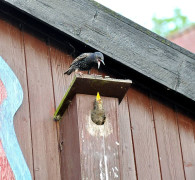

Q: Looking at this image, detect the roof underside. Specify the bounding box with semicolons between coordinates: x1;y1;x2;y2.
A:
1;0;195;103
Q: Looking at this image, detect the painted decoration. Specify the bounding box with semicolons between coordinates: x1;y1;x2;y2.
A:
0;57;31;179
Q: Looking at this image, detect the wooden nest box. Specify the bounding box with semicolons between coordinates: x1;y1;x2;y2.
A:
53;74;131;179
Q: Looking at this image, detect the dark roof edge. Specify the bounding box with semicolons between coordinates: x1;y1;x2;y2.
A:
1;0;195;103
89;0;195;60
3;0;195;60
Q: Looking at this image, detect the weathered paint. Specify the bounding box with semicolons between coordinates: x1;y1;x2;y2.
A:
0;79;15;179
0;57;31;179
0;79;7;104
0;140;15;179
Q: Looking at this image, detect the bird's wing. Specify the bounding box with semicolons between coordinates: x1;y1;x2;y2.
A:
71;53;91;64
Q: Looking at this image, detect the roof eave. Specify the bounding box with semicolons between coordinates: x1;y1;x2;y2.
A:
1;0;195;103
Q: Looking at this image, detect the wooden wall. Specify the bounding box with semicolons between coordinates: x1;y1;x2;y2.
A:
0;15;195;180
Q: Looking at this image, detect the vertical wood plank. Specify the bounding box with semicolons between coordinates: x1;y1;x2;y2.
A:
59;96;81;180
49;44;74;107
76;94;120;180
118;96;137;180
0;18;34;178
103;95;120;179
127;87;161;180
151;96;185;180
23;30;61;180
49;44;74;179
177;110;195;180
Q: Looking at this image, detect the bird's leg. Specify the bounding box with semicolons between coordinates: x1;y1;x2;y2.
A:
75;69;84;77
79;72;84;77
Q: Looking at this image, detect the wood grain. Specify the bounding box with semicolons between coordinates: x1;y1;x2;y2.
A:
177;110;195;180
151;96;185;180
76;94;120;179
59;96;81;180
118;96;137;180
3;0;195;102
49;44;74;107
49;44;78;179
0;18;34;178
127;87;161;180
23;29;61;180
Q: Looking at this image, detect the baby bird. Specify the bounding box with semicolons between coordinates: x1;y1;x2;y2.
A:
64;52;105;75
91;92;106;125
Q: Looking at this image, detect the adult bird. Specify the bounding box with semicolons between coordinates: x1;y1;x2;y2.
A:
64;52;105;75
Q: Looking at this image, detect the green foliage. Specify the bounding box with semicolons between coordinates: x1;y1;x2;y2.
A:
152;8;192;37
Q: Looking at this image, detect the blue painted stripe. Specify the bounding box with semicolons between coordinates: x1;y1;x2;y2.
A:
0;56;32;180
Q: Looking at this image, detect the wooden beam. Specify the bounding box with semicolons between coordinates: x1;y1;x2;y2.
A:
1;0;195;102
53;74;132;120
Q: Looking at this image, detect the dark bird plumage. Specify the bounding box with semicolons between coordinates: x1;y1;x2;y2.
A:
64;52;105;75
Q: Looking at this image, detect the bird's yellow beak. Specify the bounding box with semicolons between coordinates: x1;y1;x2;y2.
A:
96;92;101;101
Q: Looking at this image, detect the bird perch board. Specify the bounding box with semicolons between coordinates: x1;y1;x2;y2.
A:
54;74;132;120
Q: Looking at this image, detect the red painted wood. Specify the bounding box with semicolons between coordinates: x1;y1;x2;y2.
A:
49;44;74;107
0;19;34;178
127;87;161;180
0;141;15;180
59;96;81;180
23;29;61;180
0;80;7;104
177;110;195;180
118;96;137;180
151;96;185;180
49;45;74;177
0;79;15;179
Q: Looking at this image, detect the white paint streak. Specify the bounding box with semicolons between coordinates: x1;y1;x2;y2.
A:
104;156;109;180
115;141;120;146
99;159;104;180
103;135;109;180
112;167;119;178
81;130;84;139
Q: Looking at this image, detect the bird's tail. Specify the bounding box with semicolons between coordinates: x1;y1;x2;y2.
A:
64;68;74;75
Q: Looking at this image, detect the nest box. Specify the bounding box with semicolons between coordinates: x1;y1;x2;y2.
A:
53;74;131;180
